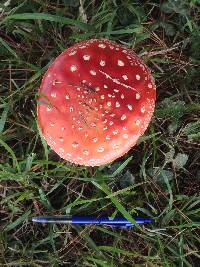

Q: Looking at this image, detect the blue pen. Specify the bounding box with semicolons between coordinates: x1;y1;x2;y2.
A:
32;215;153;228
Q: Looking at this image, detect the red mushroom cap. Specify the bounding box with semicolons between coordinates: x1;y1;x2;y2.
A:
37;39;156;166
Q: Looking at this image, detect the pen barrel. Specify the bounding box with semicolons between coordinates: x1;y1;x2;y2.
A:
32;216;152;226
72;216;101;224
71;216;152;225
32;216;72;223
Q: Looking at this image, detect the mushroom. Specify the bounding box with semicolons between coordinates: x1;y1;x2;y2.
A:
37;39;156;166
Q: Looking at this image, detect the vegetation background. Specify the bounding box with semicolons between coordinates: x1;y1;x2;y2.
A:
0;0;200;266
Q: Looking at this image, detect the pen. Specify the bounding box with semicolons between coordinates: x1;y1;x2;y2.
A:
32;215;153;228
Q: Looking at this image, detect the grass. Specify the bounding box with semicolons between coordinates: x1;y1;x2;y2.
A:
0;0;200;266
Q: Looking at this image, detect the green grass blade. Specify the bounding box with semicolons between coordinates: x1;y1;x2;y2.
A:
0;105;9;133
4;209;31;232
92;181;140;229
0;36;19;59
109;156;133;177
4;13;95;32
0;138;20;173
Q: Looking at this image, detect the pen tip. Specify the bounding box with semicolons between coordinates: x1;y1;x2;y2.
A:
32;217;45;223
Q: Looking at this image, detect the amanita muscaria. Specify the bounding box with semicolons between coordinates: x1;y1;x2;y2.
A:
37;39;156;166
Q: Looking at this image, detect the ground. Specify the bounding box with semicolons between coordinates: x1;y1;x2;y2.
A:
0;0;200;266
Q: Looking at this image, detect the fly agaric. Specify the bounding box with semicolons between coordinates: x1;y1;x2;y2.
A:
37;39;156;166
